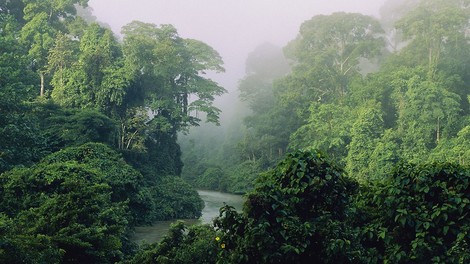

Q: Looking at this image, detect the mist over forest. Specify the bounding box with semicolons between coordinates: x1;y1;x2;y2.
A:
1;0;470;263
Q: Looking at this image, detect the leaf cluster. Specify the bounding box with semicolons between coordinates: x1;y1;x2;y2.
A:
214;150;360;264
357;162;470;263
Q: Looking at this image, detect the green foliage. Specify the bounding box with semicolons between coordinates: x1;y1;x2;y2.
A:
394;0;469;74
0;13;41;173
367;129;401;181
395;69;461;161
137;153;469;264
151;176;204;221
1;100;118;174
127;222;219;264
429;126;470;165
0;156;128;263
122;21;226;132
214;150;360;264
346;101;384;181
0;108;46;173
0;212;62;264
226;160;262;194
41;107;117;150
40;143;150;224
357;162;470;263
196;167;225;191
20;0;89;96
290;103;352;163
283;12;384;104
3;0;470;262
50;23;129;113
1;2;225;262
0;141;205;261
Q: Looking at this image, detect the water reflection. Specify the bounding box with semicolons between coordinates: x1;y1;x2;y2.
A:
198;190;244;223
132;190;244;244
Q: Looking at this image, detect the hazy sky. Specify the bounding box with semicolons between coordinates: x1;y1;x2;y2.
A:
88;0;387;118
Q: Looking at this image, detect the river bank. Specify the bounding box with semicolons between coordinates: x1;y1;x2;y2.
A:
132;190;244;244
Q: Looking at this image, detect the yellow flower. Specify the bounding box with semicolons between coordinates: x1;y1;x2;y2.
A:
215;236;220;241
221;243;226;249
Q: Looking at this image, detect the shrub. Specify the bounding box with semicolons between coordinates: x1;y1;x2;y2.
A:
214;150;360;263
358;162;470;263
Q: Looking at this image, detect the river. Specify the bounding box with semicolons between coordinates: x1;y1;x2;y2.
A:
132;190;245;244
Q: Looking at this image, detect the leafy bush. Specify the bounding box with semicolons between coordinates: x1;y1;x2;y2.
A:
226;160;262;194
40;142;149;225
0;213;62;264
128;222;219;264
214;150;360;263
151;176;205;220
0;162;128;263
118;176;204;224
357;162;470;263
196;167;225;191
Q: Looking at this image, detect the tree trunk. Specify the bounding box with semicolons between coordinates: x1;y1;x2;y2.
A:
40;72;45;96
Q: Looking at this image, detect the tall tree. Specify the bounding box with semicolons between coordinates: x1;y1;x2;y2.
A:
238;43;291;162
276;12;385;163
289;102;352;163
283;12;385;105
49;23;130;117
47;32;78;95
393;0;470;75
19;0;89;96
121;21;226;134
345;101;384;182
395;69;461;161
0;13;41;173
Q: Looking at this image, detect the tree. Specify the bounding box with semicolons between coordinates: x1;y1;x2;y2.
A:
38;143;156;225
289;103;352;164
47;32;78;95
128;222;219;264
429;125;470;165
383;0;470;115
379;0;420;52
275;12;385;166
367;129;401;181
394;0;470;77
50;23;129;113
346;101;384;182
237;43;291;163
118;21;227;166
0;152;130;263
121;21;226;134
283;12;384;104
0;13;43;173
20;0;89;96
214;150;360;263
395;70;461;161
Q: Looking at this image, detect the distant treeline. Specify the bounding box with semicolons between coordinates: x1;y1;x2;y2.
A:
181;0;470;193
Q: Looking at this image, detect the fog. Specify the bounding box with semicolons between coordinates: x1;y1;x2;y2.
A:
88;0;387;122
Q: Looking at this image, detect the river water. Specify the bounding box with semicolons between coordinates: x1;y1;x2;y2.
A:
132;190;245;244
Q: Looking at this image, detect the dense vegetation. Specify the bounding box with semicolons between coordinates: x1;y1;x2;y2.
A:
0;0;222;262
181;0;470;192
134;149;470;263
1;0;469;263
165;0;469;262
